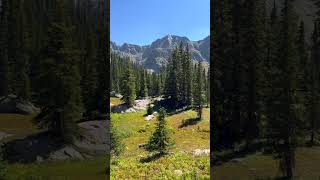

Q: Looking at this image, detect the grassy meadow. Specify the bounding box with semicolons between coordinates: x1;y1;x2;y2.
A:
110;97;210;179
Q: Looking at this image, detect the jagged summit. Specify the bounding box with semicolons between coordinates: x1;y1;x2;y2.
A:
111;35;210;71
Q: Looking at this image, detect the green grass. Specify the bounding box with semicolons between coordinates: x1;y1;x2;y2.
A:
213;147;320;180
111;100;210;179
0;114;42;142
5;156;108;180
111;152;209;179
110;97;124;107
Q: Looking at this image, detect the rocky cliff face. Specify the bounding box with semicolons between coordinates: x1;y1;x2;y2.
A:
111;34;210;71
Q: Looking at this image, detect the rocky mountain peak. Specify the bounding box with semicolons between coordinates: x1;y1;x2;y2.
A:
111;35;210;71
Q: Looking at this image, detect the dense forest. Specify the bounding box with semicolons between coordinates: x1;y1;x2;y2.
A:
110;43;210;113
0;0;108;143
213;0;320;178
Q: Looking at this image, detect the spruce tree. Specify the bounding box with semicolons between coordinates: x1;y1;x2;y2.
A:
146;107;174;154
139;69;148;98
194;61;204;119
309;21;320;146
0;0;10;96
269;0;301;177
121;61;136;107
35;0;83;143
185;44;193;106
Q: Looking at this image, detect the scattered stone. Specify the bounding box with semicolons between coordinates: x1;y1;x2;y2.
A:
0;94;40;114
145;114;154;121
36;155;43;162
192;149;210;156
110;91;122;98
112;98;152;113
230;158;243;163
138;143;147;148
0;131;12;141
124;108;137;113
49;146;84;160
174;169;183;176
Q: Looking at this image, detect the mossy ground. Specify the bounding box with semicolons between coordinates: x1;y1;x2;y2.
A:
110;99;210;179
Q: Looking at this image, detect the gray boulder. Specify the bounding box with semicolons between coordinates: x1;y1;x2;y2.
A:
0;94;40;114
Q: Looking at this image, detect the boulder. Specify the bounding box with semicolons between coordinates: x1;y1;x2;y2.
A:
174;170;183;176
0;131;12;141
145;115;154;121
110;91;122;98
49;146;84;160
0;94;40;114
3;120;109;163
230;158;243;163
192;149;210;156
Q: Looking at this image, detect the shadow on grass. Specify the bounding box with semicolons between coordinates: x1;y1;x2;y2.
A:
179;117;201;128
214;141;265;165
254;177;299;180
139;152;166;163
153;99;192;116
3;131;65;163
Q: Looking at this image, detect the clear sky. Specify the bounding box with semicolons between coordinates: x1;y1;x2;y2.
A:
111;0;210;46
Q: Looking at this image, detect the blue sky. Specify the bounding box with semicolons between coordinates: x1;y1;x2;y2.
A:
111;0;210;46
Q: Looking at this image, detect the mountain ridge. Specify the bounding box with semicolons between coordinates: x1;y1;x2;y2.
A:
111;35;210;71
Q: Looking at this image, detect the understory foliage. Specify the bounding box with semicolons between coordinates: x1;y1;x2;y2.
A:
110;122;125;156
213;0;320;178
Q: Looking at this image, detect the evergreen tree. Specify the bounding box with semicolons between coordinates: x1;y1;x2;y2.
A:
34;0;83;143
194;61;204;119
269;0;301;178
164;49;179;108
81;35;98;112
185;44;193;106
139;69;148;98
146;107;174;154
0;0;10;96
121;61;136;107
309;21;320;146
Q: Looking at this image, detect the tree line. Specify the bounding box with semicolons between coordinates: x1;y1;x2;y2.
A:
110;43;210;115
213;0;320;178
0;0;108;143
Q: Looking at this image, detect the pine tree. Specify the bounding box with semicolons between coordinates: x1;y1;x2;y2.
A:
34;0;83;143
146;107;174;154
81;35;98;112
269;0;301;177
0;0;10;96
194;61;204;119
309;21;320;146
164;49;179;108
185;44;193;106
121;61;136;107
139;69;148;98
